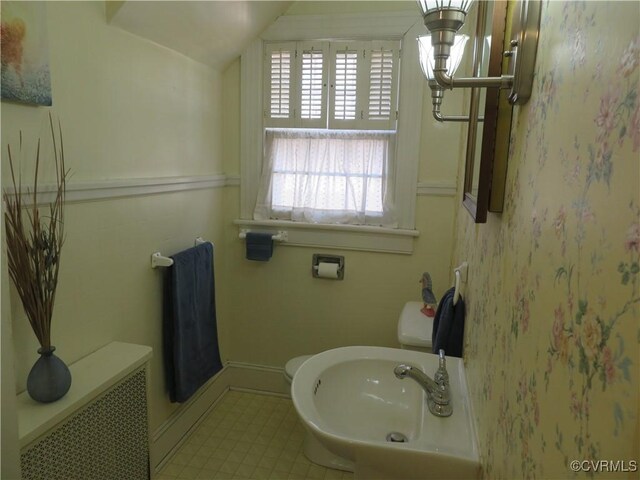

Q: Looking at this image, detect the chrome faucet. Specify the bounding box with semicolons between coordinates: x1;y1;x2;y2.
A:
394;349;452;417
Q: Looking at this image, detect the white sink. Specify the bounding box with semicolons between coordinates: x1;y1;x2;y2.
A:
291;346;480;480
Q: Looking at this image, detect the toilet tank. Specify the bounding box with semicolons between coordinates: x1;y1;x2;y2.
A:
398;301;433;351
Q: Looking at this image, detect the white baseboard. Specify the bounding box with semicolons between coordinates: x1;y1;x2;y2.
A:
150;362;288;471
150;366;232;470
225;362;290;396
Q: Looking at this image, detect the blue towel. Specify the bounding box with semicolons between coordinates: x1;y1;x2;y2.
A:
432;287;465;358
245;232;273;261
163;243;223;403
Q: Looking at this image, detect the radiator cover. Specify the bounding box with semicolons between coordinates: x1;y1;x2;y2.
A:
20;368;149;480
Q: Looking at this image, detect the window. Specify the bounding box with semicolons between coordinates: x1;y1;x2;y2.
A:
258;40;400;226
239;13;424;253
254;129;396;227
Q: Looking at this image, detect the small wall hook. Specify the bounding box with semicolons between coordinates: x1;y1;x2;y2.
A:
452;261;468;305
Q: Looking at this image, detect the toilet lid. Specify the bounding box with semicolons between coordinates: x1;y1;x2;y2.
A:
285;355;314;380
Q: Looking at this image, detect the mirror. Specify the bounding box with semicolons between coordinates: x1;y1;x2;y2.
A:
463;0;512;223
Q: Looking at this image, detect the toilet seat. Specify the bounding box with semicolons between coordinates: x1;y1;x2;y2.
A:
284;355;314;384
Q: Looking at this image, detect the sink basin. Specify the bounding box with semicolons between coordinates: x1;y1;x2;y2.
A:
311;358;424;442
291;346;480;480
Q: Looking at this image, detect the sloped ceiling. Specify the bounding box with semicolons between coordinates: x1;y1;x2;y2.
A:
108;1;293;70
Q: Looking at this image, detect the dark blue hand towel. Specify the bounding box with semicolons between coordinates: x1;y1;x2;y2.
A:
432;287;465;358
245;232;273;261
163;243;223;403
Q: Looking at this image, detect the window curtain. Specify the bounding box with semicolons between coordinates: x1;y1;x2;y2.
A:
254;129;397;227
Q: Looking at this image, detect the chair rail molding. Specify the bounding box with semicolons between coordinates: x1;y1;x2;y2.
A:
3;174;233;205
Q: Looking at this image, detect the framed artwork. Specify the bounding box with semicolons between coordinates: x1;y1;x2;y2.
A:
1;1;52;106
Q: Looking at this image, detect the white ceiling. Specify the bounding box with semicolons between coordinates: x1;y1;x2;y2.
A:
108;1;294;70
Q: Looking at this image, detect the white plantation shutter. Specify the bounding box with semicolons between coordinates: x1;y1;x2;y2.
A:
265;40;399;130
333;50;358;120
329;41;399;130
366;41;399;129
264;43;297;127
296;42;328;128
329;42;367;129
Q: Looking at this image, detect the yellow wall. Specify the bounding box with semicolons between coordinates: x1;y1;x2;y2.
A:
1;214;20;480
217;1;470;366
220;188;457;365
8;2;636;478
3;0;464;444
453;2;639;477
221;58;460;363
1;1;224;431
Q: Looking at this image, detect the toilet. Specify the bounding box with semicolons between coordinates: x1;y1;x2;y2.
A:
397;301;434;352
283;354;314;385
284;301;434;471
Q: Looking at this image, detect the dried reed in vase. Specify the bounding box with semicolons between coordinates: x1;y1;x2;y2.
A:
3;114;69;350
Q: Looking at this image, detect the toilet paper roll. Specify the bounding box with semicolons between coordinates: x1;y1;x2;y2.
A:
317;262;340;279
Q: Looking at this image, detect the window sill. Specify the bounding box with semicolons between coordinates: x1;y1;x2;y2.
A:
233;219;419;254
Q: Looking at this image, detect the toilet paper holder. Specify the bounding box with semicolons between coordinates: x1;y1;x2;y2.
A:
312;254;345;280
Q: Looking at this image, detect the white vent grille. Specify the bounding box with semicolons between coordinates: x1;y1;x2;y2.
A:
368;48;394;120
269;50;292;119
20;368;149;480
300;49;324;120
334;50;358;120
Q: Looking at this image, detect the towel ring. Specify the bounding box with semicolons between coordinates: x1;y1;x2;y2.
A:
453;270;461;306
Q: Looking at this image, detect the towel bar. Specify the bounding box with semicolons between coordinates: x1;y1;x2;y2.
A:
151;238;213;268
238;229;288;242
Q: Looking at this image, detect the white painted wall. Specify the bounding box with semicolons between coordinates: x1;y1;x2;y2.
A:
1;216;20;480
2;1;470;466
1;1;224;434
218;1;471;367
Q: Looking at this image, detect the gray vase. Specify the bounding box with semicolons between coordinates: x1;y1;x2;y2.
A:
27;346;72;403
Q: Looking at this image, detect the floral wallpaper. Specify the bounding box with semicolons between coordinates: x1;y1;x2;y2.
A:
454;2;639;478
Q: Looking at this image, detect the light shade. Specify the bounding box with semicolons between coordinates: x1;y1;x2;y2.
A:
416;0;475;16
418;34;469;81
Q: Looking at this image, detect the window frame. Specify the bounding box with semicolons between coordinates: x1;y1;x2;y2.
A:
240;12;424;253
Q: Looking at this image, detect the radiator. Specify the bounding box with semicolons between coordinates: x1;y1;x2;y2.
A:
18;343;152;480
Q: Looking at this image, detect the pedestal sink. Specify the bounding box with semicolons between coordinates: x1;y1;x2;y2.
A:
291;346;480;480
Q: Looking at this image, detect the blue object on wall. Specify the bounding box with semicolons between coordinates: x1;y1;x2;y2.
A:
432;287;465;358
163;243;223;403
245;232;274;261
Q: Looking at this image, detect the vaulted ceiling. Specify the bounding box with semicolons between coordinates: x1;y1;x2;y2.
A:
107;1;293;70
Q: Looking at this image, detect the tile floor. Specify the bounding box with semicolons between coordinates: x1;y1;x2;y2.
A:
157;390;353;480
